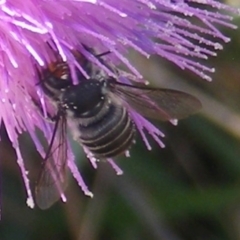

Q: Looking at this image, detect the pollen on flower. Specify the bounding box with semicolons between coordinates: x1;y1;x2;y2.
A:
26;197;35;209
107;159;124;176
0;0;238;208
61;194;67;203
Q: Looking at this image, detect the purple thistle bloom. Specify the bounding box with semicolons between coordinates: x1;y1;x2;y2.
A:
0;0;238;208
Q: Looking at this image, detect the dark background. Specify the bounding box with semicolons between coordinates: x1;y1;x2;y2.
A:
1;5;240;240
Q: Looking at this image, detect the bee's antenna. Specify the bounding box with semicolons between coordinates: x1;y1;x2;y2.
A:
80;42;111;58
95;51;111;58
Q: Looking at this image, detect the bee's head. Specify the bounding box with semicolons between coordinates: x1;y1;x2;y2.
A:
43;61;72;90
36;61;73;100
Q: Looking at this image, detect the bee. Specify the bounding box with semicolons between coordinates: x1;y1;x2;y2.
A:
34;48;111;209
35;50;202;210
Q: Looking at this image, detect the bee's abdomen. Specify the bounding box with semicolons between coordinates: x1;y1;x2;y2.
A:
78;105;135;158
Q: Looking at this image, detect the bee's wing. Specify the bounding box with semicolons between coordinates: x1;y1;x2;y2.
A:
35;113;68;210
110;81;202;121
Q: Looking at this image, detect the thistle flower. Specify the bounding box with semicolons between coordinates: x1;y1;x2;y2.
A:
0;0;238;209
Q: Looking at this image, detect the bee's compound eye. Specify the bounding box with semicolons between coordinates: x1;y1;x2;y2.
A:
45;76;71;90
44;62;72;90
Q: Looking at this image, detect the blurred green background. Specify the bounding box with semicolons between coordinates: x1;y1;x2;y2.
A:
1;3;240;240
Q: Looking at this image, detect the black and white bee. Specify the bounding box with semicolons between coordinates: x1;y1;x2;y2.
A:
35;48;202;209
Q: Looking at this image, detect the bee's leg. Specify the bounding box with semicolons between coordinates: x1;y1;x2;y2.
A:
46;115;58;123
31;97;57;123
